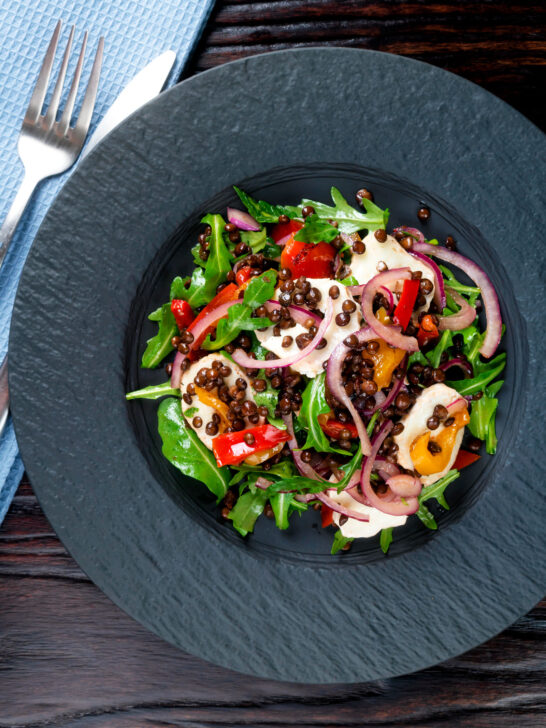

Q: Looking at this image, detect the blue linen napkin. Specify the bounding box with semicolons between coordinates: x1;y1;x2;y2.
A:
0;0;215;524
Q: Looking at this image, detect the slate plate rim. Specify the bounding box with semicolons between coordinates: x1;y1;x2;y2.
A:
8;48;546;684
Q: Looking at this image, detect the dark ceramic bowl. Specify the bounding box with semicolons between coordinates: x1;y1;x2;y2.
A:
9;49;545;683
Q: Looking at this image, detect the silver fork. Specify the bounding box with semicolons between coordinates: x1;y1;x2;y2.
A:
0;20;103;438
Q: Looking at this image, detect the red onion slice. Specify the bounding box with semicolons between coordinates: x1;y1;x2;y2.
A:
386;474;422;497
232;297;333;369
412;241;501;358
393;226;425;244
409;249;446;310
282;413;325;481
226;207;260;231
326;326;376;457
440;357;473;378
447;396;468;415
170;299;241;388
438;287;476;331
347;284;393;313
315;491;370;522
361;269;419;351
264;300;321;327
360;421;419;516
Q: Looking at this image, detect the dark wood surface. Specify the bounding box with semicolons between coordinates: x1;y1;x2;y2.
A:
1;2;545;726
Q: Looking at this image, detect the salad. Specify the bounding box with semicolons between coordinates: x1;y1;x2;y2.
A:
127;185;505;555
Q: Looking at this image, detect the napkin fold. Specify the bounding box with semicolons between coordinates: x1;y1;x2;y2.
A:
0;0;215;523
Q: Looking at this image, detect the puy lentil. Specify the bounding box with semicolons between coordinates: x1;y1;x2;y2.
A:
282;335;293;348
352;240;366;254
301;205;315;218
445;235;457;250
329;285;340;299
400;236;414;250
395;392;411;410
427;440;442;454
335;312;351;326
427;415;440;430
417;206;430;221
356;187;374;205
376;261;388;272
433;404;448;420
342;299;356;314
374;229;387;243
192;416;203;428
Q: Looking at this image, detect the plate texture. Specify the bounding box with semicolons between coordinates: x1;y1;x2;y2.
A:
9;49;546;683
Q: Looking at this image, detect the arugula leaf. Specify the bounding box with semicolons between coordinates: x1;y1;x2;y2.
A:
157;398;230;501
270;492;294;530
448;354;506;396
203;303;272;350
419;469;460;509
340;275;359;286
298;373;347;455
126;380;180;400
416;503;438;530
184;406;199;417
426;330;453;369
170;276;190;299
240;228;267;252
232;460;296;481
191;242;206;269
293;214;339;243
407;350;429;368
243;270;277;308
141;303;177;369
468;381;502;454
228;489;268;536
178;215;233;308
331;530;353;554
233;186;298;224
251;339;285;429
266;475;327;496
263;241;282;259
380;527;393;554
439;265;481;298
298;187;388;234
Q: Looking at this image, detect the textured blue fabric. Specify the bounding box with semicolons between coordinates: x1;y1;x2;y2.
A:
0;0;215;523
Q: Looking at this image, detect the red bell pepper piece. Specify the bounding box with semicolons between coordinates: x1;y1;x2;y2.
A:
235;266;252;286
321;505;334;528
171;299;194;331
270;219;303;246
319;415;358;440
453;449;481;470
417;314;439;348
212;424;291;467
393;278;420;330
188;283;240;352
280;237;336;279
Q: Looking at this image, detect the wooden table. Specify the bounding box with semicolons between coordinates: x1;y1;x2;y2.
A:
1;3;545;725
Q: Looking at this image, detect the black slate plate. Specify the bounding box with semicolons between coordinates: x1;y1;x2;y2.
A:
9;49;546;683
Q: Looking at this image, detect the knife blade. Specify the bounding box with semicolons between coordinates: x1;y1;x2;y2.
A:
81;49;176;159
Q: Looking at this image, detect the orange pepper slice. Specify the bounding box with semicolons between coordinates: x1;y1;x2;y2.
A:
410;409;470;476
194;386;230;433
366;338;406;389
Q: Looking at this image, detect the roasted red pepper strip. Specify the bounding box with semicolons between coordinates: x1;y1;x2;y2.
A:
270;218;303;245
417;314;439;348
318;413;358;440
393;278;420;330
212;424;291;467
235;266;252;286
453;449;481;470
280;237;336;279
171;299;194;331
188;283;239;352
321;505;334;528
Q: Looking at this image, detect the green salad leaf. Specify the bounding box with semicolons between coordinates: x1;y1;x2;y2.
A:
380;527;393;554
170;276;190;299
298;187;388;234
468;381;502;454
426;330;453;369
240;227;267;252
340;275;359;286
293;214;339;243
250;338;286;429
419;469;460;509
243;269;277;307
157;398;230;501
298;373;347;455
228;489;268;536
416;503;438;530
141;303;177;369
270;492;301;530
331;530;353;555
233;186;298;224
126;380;180;400
448;353;506;396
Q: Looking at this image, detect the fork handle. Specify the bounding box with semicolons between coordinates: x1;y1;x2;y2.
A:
0;172;41;270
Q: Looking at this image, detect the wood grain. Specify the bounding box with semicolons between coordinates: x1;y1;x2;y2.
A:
1;1;545;725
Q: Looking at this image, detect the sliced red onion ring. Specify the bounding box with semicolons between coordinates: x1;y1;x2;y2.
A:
255;477;273;490
409;249;446;310
360;421;419;516
326;326;376;457
447;397;468;415
315;491;370;522
170;299;242;389
264;300;321;327
386;474;422;497
360;356;408;416
393;226;425;244
440;357;473;378
412;241;501;358
347;284;393;312
282;413;325;481
232;297;333;369
438;287;476;331
361;268;419;351
226;207;260;231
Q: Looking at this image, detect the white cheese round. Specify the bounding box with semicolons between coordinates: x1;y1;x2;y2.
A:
180;353;255;451
255;278;362;378
393;382;465;486
350;232;435;310
327;487;408;538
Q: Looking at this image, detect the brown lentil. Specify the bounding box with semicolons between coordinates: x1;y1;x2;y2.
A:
374;228;387;243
